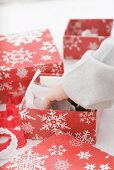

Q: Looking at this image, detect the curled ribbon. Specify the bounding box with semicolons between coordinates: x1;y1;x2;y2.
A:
0;128;18;160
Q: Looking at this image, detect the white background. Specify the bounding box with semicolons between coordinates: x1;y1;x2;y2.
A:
0;0;114;166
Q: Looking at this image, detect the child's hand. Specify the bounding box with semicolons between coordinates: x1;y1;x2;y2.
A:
44;84;68;108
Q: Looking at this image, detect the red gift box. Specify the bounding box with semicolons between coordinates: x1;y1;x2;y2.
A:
19;100;96;145
18;73;96;144
0;30;64;104
1;133;114;170
63;19;113;59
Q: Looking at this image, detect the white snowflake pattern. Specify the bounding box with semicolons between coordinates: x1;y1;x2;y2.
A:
75;130;95;144
0;65;11;80
38;110;70;134
70;21;82;35
40;41;56;53
99;163;112;170
52;62;63;74
88;42;98;50
79;111;96;124
32;134;45;141
0;65;11;71
76;151;92;160
106;22;113;33
0;82;12;91
4;30;43;46
6;149;48;170
33;63;47;73
84;163;96;170
64;36;82;51
9;82;26;97
16;67;28;78
40;55;52;61
19;108;35;120
0;72;10;80
21;122;35;134
52;159;72;170
74;21;82;28
2;47;36;67
69;137;83;147
48;145;67;156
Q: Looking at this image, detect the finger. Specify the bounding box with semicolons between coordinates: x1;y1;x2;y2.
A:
44;93;58;108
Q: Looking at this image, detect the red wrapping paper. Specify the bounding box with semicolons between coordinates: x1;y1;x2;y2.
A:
63;19;113;59
1;133;114;170
19;101;96;145
0;30;64;104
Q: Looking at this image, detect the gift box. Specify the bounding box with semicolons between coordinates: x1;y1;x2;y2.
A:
19;72;96;145
1;133;114;170
63;19;113;59
0;29;64;104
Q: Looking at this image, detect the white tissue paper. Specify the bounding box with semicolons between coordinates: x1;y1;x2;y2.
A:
25;70;75;110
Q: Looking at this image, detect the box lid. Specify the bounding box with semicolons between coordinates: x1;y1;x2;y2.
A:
0;29;64;84
65;19;113;37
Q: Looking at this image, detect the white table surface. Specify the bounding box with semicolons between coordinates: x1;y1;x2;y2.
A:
0;0;114;166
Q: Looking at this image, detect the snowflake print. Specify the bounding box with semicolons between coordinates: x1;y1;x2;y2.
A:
76;151;92;160
0;72;10;79
52;62;63;74
70;21;82;35
40;55;52;61
53;159;72;170
18;82;26;93
75;130;94;144
4;30;43;46
32;134;45;141
19;108;35;120
0;65;11;71
105;22;113;33
21;122;35;134
79;111;96;124
9;82;26;97
3;47;36;67
33;63;47;73
16;67;28;78
40;41;56;53
38;110;70;134
0;65;11;80
99;163;111;170
0;82;12;91
88;42;98;50
64;36;82;50
6;149;48;170
74;21;82;28
48;145;67;156
84;163;96;170
69;137;83;147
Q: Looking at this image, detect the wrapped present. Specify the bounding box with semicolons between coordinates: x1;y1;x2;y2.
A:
0;30;64;104
1;133;114;170
19;70;96;144
0;104;26;148
63;19;113;59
